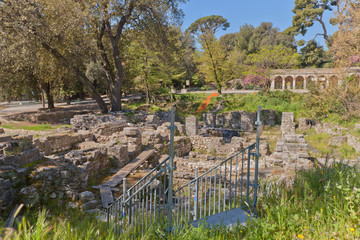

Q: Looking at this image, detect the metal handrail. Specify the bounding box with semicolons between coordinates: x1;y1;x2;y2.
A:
127;156;169;193
174;143;256;193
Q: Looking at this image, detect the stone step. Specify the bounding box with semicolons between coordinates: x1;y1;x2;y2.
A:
102;149;155;187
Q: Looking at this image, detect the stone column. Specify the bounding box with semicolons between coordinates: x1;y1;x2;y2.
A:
303;77;307;90
282;78;285;90
270;78;275;90
292;76;296;90
185;115;198;136
281;112;295;136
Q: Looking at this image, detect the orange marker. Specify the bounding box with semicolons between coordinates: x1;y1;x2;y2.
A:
195;93;218;114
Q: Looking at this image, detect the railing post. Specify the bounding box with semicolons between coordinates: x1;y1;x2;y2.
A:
253;106;262;209
167;107;176;231
123;178;127;219
194;167;199;220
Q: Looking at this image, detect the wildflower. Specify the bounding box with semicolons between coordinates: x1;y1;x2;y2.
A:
350;228;355;232
303;227;307;229
240;230;243;233
298;234;304;239
321;209;323;211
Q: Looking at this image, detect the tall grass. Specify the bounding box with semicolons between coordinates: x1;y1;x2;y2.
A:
2;163;359;239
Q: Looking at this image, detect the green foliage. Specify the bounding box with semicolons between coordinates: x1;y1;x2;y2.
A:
187;15;230;36
246;44;300;69
286;0;337;44
188;15;230;94
3;165;360;239
298;40;327;68
237;22;296;56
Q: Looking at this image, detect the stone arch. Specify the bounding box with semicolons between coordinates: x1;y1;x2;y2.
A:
329;75;339;87
295;76;305;89
285;76;294;89
274;76;283;89
317;75;327;89
306;76;316;90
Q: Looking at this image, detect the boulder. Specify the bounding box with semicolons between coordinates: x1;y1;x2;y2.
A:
79;191;95;203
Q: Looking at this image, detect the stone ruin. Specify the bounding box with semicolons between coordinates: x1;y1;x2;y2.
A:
203;109;278;131
1;107;358;217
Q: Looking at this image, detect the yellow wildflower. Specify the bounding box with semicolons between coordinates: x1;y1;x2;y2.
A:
350;228;355;232
298;234;304;239
321;209;323;211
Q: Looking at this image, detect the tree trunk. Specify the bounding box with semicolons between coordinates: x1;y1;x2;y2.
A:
108;38;123;112
38;82;45;108
145;80;150;104
40;42;108;113
216;81;222;94
42;82;55;109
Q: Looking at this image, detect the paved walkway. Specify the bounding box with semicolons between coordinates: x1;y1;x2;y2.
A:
191;207;250;228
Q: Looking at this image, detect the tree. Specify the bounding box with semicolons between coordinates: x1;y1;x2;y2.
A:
286;0;338;44
332;0;360;66
0;0;109;112
125;26;186;104
298;40;327;67
246;44;300;69
236;22;296;57
187;15;230;94
0;0;185;113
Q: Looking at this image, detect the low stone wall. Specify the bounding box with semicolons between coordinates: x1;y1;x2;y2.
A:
203;110;278;132
8;110;89;124
34;132;94;155
1;136;42;168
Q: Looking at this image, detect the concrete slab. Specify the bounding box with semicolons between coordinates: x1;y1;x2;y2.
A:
190;208;250;228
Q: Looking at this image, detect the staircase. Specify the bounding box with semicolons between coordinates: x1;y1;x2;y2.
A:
106;106;263;237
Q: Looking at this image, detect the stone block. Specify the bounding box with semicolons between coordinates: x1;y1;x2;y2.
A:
298;118;311;132
203;113;216;128
329;136;347;147
281;112;295;136
81;200;98;211
185;115;198;136
347;135;360;153
79;191;95;203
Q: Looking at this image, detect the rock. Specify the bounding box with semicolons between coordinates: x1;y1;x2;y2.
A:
146;115;160;126
0;128;4;134
79;191;95;203
49;192;57;199
355;124;360;131
298;118;311;132
81;200;98;211
347;135;360;153
329;136;347;147
19;186;40;205
67;202;79;209
70;114;119;131
0;178;14;211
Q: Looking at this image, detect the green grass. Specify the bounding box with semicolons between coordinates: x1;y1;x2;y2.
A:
2;164;360;239
0;124;72;131
304;131;332;157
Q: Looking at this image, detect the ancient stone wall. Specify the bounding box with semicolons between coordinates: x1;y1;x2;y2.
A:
203;110;277;131
281;112;295;136
34;132;94;155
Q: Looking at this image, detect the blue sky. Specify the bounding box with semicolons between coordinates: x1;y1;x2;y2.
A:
180;0;337;48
